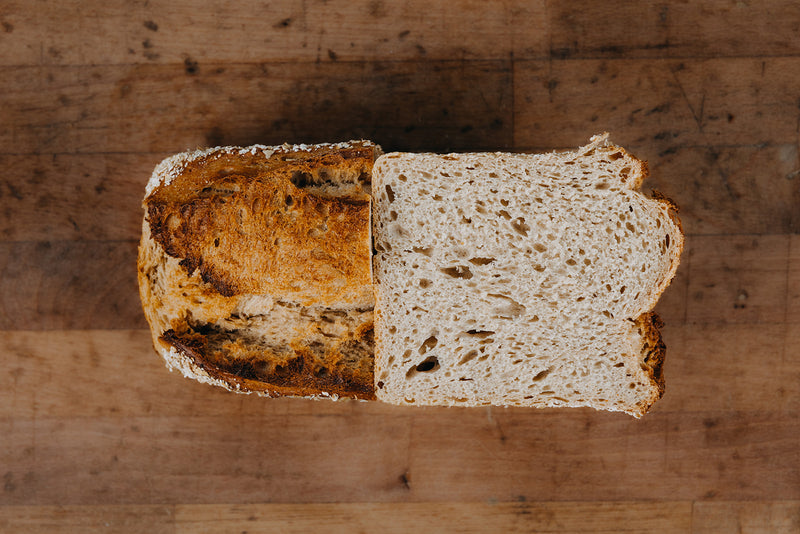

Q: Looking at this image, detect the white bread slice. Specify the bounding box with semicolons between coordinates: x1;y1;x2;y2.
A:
371;134;683;417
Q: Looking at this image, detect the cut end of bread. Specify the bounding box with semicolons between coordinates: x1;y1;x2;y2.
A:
138;141;380;400
371;135;683;417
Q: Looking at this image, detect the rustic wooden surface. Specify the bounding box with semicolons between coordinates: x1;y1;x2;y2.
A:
1;1;799;532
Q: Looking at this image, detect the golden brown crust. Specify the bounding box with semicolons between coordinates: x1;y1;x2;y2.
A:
633;311;667;415
146;142;376;307
140;141;379;400
161;325;376;400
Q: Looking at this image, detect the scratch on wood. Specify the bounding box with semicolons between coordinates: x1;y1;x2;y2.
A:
671;67;704;133
486;406;507;443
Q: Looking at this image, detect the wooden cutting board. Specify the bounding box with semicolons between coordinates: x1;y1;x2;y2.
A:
1;1;798;532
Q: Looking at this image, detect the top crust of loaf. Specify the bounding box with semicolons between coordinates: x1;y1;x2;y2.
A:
139;141;379;400
145;140;378;308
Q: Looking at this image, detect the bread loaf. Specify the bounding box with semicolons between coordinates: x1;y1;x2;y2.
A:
371;134;683;417
138;141;381;400
138;134;683;417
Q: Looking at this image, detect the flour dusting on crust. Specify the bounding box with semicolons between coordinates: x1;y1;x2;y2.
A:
145;140;375;198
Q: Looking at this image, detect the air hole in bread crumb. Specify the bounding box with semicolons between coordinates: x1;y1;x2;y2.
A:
468;257;495;266
398;174;407;182
418;335;438;355
665;234;671;248
511;218;530;237
385;184;395;202
459;350;479;365
533;243;547;253
440;265;473;279
415;356;439;372
498;209;511;220
290;170;311;188
465;329;495;338
533;264;545;272
213;238;220;247
566;258;576;266
595;182;609;190
419;279;431;288
390;210;398;221
377;381;384;389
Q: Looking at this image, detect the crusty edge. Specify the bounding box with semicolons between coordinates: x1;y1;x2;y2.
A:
156;343;354;402
630;312;667;418
145;140;377;198
582;132;649;190
157;332;374;401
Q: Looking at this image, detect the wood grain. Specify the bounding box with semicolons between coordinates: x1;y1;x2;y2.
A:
2;414;413;505
0;153;159;242
171;501;693;533
6;58;800;156
0;0;541;66
514;57;800;149
0;61;512;155
646;144;800;235
685;235;790;325
4;501;799;533
660;323;800;413
1;410;797;506
0;240;145;330
546;1;800;59
4;1;800;66
692;501;800;534
0;501;696;534
0;505;174;534
789;235;800;321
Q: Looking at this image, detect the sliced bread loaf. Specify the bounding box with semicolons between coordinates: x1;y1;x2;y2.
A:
371;134;683;416
138;141;380;400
